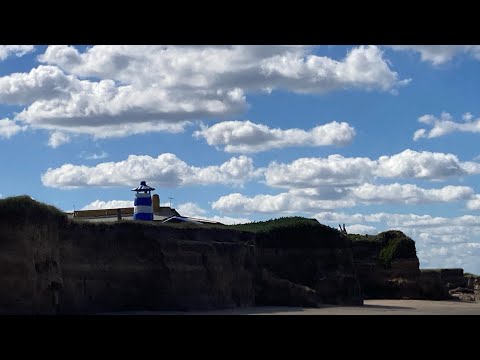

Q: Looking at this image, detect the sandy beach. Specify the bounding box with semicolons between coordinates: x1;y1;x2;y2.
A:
102;299;480;315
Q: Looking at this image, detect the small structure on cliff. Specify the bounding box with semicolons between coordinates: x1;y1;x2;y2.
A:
69;182;181;222
132;181;155;221
67;183;220;224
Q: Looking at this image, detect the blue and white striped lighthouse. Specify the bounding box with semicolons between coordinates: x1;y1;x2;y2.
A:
132;181;155;221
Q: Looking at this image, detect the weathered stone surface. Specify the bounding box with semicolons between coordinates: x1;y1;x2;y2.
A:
352;232;421;299
255;222;363;306
438;269;466;289
450;287;474;294
458;275;480;302
0;197;364;313
59;222;257;313
352;231;451;300
418;270;450;300
256;248;363;305
0;198;257;314
0;215;65;314
255;269;321;307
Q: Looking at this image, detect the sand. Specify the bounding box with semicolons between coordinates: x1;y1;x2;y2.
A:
102;299;480;315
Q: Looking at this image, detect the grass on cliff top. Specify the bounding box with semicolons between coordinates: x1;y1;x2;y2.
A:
230;216;320;232
72;219;232;231
230;216;348;249
0;195;67;224
349;230;417;267
464;272;479;277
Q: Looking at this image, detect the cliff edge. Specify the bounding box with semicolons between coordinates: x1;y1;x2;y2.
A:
0;197;363;314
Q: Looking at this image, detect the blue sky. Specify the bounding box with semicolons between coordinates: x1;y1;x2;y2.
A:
1;45;480;273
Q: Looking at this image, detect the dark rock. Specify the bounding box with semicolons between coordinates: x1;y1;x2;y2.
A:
253;219;363;306
255;269;321;307
351;231;455;300
418;271;450;300
351;231;431;299
0;198;365;313
58;222;257;313
437;269;466;288
0;199;257;314
449;287;474;294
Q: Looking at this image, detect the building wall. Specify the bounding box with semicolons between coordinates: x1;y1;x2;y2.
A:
70;193;180;221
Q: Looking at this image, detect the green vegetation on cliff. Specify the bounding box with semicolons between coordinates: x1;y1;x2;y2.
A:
231;216;319;232
378;231;416;267
0;195;67;225
349;230;416;267
231;216;348;249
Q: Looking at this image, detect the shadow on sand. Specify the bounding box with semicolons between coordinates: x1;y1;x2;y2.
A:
360;304;415;311
99;303;415;315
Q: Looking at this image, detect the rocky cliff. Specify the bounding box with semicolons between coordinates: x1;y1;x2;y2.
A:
0;197;363;314
447;272;480;302
0;196;256;314
59;222;257;313
0;196;66;314
234;217;363;306
350;231;449;300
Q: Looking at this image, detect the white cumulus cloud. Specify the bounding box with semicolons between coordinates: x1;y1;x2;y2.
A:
39;45;406;93
0;45;408;145
389;45;480;65
413;111;480;140
376;149;478;179
0;118;26;139
177;202;250;224
193;120;355;153
177;202;207;216
48;131;70;148
466;195;480;210
0;45;35;61
212;183;474;215
259;45;409;93
82;200;133;210
212;192;356;214
0;65;77;105
413;128;426;141
41;153;260;189
79;151;109;160
265;154;377;188
350;183;473;204
264;149;479;189
346;224;377;235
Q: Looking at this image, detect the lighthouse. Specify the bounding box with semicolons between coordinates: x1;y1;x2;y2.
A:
132;180;155;221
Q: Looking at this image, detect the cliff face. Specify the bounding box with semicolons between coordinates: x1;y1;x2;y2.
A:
256;247;362;305
0;197;256;314
351;231;449;300
0;197;65;314
440;271;480;302
436;268;467;289
242;218;363;306
465;274;480;301
0;199;365;313
0;220;64;314
475;279;480;301
59;222;256;313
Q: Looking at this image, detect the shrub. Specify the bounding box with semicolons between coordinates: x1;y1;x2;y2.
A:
347;234;378;242
348;230;417;267
376;231;416;267
0;195;67;225
231;216;348;249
